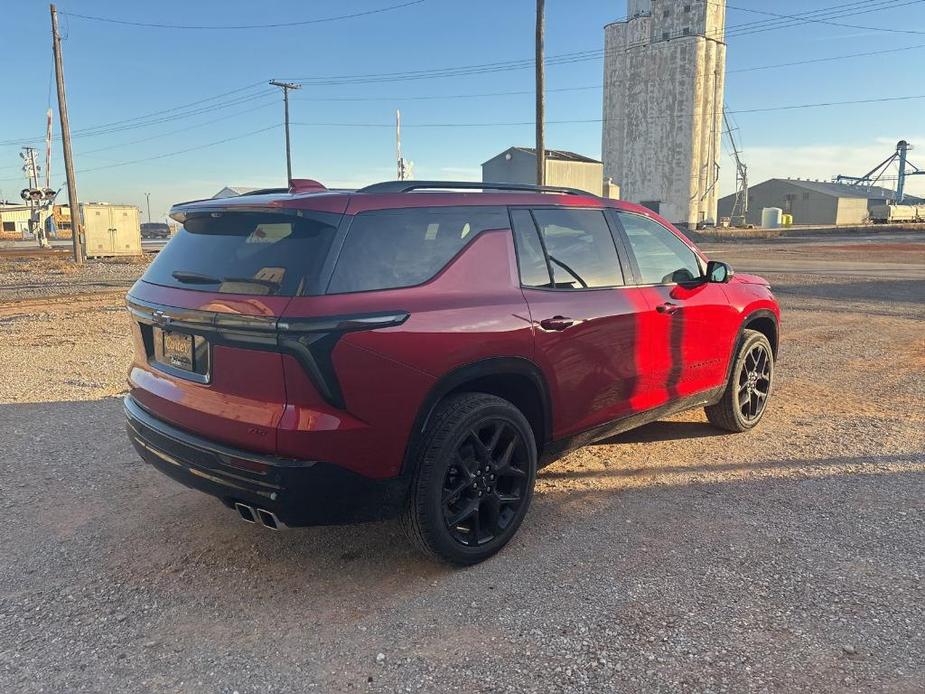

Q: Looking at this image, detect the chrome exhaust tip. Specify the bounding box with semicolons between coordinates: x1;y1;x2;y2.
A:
256;508;281;530
234;502;283;530
235;502;257;524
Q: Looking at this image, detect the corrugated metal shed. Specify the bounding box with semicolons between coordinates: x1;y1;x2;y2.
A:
212;186;260;199
508;147;602;164
481;147;606;196
781;179;922;202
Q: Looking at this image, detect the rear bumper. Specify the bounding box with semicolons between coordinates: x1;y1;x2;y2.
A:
124;395;409;526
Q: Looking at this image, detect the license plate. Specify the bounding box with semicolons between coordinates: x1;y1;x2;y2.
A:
162;331;194;371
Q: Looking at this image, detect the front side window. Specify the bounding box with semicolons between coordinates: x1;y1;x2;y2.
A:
530;209;624;289
327;206;509;294
617;212;702;284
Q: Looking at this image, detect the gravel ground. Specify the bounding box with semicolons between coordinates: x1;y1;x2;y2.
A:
0;256;149;302
1;235;923;693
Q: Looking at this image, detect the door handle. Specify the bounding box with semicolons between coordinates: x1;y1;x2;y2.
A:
656;302;681;315
539;316;576;331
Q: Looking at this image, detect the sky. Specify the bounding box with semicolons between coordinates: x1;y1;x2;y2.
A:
2;0;924;222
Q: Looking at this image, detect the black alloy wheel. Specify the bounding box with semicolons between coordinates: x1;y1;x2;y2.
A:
442;420;530;547
402;392;537;565
705;328;775;432
736;341;772;422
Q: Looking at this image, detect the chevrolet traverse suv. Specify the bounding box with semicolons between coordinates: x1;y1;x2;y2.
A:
124;180;779;565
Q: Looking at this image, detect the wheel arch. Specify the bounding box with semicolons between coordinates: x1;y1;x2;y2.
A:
401;357;552;475
719;309;779;389
742;309;779;357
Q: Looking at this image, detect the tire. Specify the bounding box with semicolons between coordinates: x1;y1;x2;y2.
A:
705;329;775;432
401;392;537;566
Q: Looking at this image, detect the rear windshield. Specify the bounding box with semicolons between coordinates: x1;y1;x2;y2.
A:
142;210;340;296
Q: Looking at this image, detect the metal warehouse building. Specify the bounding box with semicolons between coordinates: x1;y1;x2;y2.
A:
482;147;616;197
718;178;923;226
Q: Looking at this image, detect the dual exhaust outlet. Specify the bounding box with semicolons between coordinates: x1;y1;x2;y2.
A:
234;502;284;530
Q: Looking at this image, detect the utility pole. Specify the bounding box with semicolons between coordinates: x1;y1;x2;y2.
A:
269;80;301;183
145;192;152;223
50;3;83;264
396;109;413;181
396;110;403;180
535;0;546;186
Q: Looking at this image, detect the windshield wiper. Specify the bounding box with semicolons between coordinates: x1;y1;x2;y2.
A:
222;276;281;288
171;271;282;293
171;270;221;284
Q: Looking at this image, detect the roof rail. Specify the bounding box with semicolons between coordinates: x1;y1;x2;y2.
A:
357;180;595;196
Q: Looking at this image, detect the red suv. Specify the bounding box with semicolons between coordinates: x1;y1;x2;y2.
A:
125;180;779;564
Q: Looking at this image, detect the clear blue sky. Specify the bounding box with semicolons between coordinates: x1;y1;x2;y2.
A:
2;0;924;221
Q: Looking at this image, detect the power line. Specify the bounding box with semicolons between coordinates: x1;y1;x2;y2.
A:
0;89;275;147
727;41;925;73
67;83;269;134
62;1;426;30
4;38;921;170
292;84;602;103
288;42;925;103
3;0;922;162
75;101;279;157
0;125;281;183
730;93;925;113
7;0;921;147
275;0;922;84
722;0;871;32
726;0;925;37
616;0;922;48
4;33;923;164
3;92;922;184
285;93;925;128
76;125;279;174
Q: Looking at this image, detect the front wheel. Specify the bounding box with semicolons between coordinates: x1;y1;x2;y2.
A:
401;393;537;565
705;329;775;432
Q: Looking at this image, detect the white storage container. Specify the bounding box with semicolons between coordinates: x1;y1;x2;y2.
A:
81;203;142;257
761;207;783;229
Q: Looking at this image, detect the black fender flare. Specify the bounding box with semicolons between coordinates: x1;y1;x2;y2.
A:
401;357;552;475
722;309;779;386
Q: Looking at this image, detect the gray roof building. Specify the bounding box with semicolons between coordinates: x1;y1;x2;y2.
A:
718;178;924;227
212;186;259;199
482;147;610;197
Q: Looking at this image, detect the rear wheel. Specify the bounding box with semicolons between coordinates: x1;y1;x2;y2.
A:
401;393;537;565
705;329;774;432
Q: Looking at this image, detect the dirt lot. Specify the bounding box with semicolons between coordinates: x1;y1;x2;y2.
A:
1;232;923;692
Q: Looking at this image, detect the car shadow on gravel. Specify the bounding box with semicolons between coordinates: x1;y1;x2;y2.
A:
538;451;924;482
590;419;726;445
4;396;923;583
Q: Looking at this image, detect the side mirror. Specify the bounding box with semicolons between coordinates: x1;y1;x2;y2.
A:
706;260;734;283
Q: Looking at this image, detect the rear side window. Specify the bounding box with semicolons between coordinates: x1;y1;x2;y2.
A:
327;206;509;294
143;211;340;296
531;209;624;289
617;212;702;284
